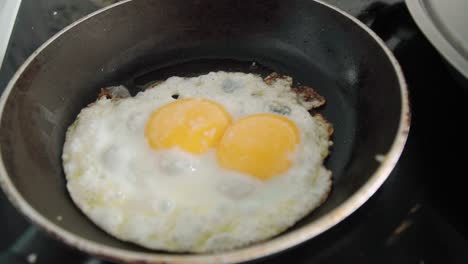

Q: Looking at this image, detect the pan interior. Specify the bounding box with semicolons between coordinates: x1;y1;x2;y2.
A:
0;0;403;255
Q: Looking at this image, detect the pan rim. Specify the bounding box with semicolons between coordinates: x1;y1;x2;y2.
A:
0;0;410;263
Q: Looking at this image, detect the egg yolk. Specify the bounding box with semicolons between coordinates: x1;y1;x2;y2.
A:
217;113;300;180
145;98;232;154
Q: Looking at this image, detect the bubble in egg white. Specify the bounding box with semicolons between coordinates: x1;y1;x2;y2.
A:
217;177;256;200
158;199;174;213
101;146;120;171
221;78;242;93
267;101;292;115
158;152;196;175
126;112;145;132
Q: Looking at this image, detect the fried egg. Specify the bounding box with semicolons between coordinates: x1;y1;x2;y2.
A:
62;71;333;252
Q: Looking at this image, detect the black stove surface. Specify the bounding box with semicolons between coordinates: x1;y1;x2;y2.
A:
1;1;467;263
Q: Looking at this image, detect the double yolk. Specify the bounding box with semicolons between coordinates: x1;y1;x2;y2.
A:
145;98;300;180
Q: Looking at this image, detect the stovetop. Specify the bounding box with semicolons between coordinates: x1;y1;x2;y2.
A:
1;0;467;263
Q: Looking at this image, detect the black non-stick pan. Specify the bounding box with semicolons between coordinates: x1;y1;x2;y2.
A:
0;0;409;263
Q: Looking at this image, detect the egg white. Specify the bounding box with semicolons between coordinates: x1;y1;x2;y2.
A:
62;71;332;252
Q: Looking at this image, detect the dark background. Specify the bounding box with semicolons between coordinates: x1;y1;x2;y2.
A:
1;0;467;263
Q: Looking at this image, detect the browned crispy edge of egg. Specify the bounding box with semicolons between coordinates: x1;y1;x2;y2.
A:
98;88;112;99
314;113;334;137
98;86;131;100
263;72;333;137
292;86;326;109
263;72;290;85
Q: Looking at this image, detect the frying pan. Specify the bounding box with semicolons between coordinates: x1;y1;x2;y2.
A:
0;0;409;263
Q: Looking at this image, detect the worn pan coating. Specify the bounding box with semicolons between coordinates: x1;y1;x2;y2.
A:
0;0;409;263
